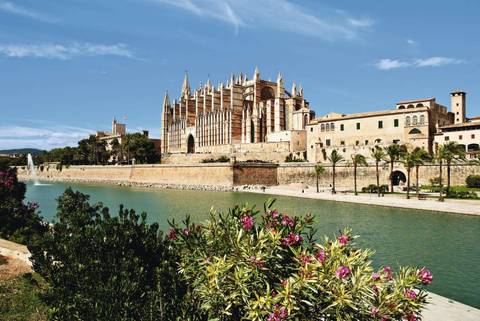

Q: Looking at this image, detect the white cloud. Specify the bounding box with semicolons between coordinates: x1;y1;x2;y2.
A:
0;42;134;60
0;1;55;23
149;0;373;41
406;39;416;45
374;56;465;70
0;125;94;150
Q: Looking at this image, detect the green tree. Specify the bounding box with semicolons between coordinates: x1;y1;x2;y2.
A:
314;163;325;193
411;148;431;198
327;150;344;194
122;133;160;164
29;188;184;321
400;151;416;199
351;153;367;196
110;138;122;164
439;142;466;193
384;144;407;193
371;147;386;197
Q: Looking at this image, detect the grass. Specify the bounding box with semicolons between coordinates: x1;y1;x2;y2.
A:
0;273;48;321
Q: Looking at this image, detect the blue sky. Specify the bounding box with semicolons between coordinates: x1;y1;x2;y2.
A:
1;0;479;150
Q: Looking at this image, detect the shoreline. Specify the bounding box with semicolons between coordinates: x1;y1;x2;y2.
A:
20;176;480;217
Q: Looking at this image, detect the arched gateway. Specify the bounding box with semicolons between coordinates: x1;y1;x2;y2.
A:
187;135;195;154
391;170;407;186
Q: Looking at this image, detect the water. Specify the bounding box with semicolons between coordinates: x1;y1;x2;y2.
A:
27;154;40;185
25;181;480;308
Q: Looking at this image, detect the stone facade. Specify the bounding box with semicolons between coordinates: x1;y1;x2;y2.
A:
161;68;314;158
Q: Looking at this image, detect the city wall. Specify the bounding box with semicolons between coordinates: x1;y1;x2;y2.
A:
17;162;479;190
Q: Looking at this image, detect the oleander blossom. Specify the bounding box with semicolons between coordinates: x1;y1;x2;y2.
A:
335;265;351;279
300;255;312;265
167;228;177;240
314;250;326;264
281;215;294;227
405;289;417;300
241;215;254;231
404;313;417;321
267;305;288;321
337;234;349;246
371;307;379;317
182;228;190;236
271;210;279;218
249;256;265;268
372;272;381;281
383;266;393;280
418;267;433;285
281;232;302;246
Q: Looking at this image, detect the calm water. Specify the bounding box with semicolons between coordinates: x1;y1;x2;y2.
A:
25;181;480;308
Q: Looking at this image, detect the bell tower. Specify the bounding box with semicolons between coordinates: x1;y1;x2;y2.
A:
451;91;466;124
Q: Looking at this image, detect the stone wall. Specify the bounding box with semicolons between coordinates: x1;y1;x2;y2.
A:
233;163;278;186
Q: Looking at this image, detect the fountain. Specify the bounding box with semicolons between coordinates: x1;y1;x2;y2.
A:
27;153;40;185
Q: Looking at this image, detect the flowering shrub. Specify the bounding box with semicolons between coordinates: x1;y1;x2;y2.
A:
169;199;432;321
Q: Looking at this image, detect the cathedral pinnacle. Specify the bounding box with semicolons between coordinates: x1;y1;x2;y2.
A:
253;66;260;81
181;72;191;97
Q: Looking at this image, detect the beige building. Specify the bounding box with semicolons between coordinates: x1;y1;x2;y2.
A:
161;68;314;156
434;92;480;159
306;95;454;163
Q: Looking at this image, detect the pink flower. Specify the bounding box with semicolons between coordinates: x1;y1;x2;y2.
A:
267;305;288;321
281;215;294;227
241;215;254;231
271;210;279;218
167;228;177;240
383;266;393;280
405;289;417;300
314;250;326;264
335;265;351;279
300;255;312;265
380;317;390;321
371;307;379;317
372;273;381;281
249;256;265;268
404;314;417;321
281;232;302;246
372;284;379;292
418;268;433;285
182;228;190;236
337;234;349;246
271;289;277;297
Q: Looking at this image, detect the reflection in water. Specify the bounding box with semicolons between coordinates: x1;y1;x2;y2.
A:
25;181;480;308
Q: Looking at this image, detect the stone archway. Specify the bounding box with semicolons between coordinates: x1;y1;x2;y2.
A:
391;170;406;186
187;134;195;153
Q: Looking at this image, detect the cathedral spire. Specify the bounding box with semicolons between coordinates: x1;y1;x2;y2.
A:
253;66;260;81
181;71;191;97
162;90;170;110
276;72;283;83
298;83;304;96
292;82;297;97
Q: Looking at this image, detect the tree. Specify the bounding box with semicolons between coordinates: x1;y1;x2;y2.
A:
400;151;416;199
439;142;466;193
371;147;386;197
29;188;184;321
314;163;325;193
384;144;407;193
122;133;160;164
411;148;431;198
110;138;122;164
327;150;344;194
435;146;447;201
351;153;367;196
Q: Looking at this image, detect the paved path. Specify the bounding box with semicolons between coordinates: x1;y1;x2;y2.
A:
245;185;480;216
424;292;480;321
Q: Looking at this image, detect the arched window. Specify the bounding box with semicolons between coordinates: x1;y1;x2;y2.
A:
407;104;415;109
321;124;325;132
408;128;421;134
398;105;405;109
412;115;418;125
405;116;411;126
326;123;330;131
419;115;425;124
374;138;382;145
416;103;424;108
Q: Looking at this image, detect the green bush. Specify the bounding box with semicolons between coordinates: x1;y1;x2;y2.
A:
285;153;306;162
169;199;432;321
201;155;230;163
30;188;185;321
0;165;47;246
361;184;389;193
447;190;478;199
466;175;480;188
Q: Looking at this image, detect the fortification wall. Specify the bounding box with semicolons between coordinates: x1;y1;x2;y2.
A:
233;163;278;186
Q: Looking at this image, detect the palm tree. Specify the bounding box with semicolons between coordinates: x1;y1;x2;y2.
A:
440;142;466;193
384;144;406;193
314;163;325;193
400;151;416;199
327;150;344;194
351;153;367;195
411;148;430;198
435;145;447;202
371;147;386;197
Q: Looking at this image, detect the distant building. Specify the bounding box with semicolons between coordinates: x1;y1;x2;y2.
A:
161;68;314;156
306;96;454;162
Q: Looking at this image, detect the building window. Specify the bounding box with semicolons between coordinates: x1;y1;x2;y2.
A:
378;120;383;129
331;123;335;131
326;123;330;131
356;140;359;146
310;127;313;132
340;124;344;131
406;116;411;126
326;139;331;147
419;115;425;125
356;122;360;130
311;145;313;149
394;119;399;127
412;115;418;125
472;134;475;139
393;139;400;144
459;135;463;140
445;136;449;141
365;140;369;145
340;141;345;146
321;124;325;132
